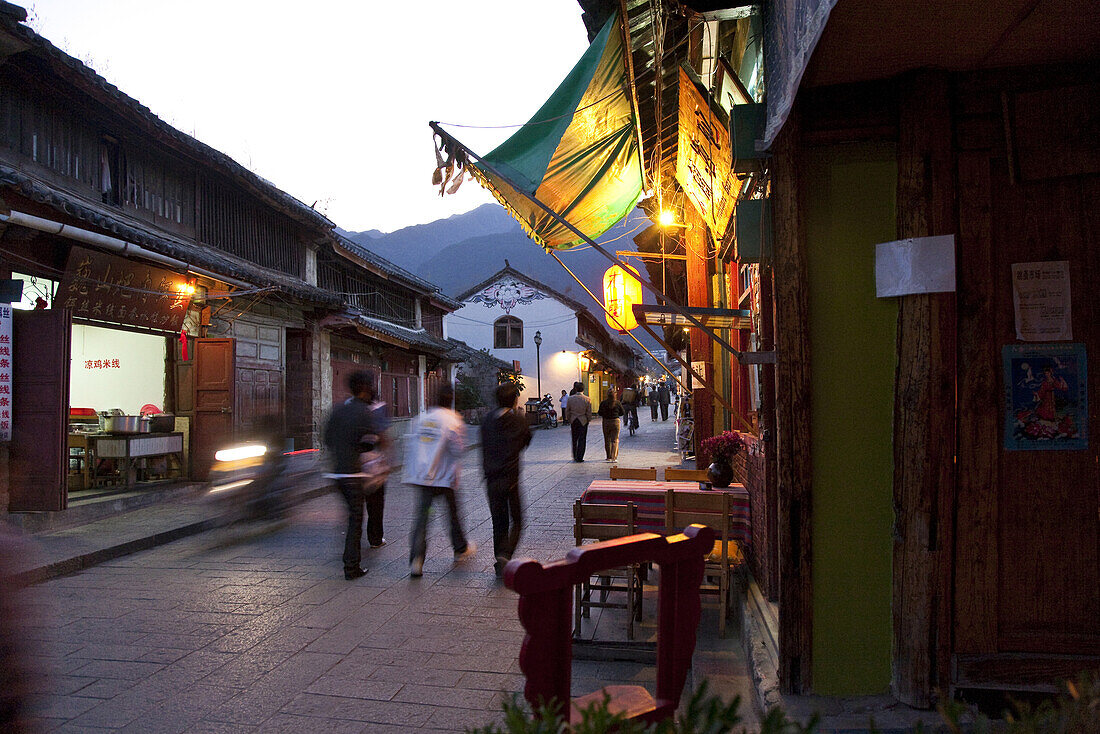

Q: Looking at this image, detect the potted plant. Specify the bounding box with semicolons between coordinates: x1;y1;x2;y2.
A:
699;431;746;488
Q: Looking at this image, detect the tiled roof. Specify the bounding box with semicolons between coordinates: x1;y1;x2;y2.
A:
0;164;341;306
332;235;461;309
444;338;513;372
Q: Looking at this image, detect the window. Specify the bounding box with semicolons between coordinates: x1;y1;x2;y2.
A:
494;316;522;349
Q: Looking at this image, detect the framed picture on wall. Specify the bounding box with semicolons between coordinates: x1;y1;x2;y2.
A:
1003;342;1088;450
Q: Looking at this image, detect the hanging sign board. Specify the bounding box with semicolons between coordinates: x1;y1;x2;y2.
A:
1011;261;1072;341
57;246;190;332
0;304;10;441
675;67;739;240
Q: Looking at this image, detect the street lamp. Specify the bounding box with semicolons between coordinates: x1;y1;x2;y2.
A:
533;330;542;397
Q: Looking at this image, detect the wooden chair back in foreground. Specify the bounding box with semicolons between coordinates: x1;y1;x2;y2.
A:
665;489;738;637
609;466;657;481
503;525;715;726
664;467;709;482
573;501;640;638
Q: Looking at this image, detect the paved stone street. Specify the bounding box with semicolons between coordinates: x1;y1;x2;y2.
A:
20;416;756;733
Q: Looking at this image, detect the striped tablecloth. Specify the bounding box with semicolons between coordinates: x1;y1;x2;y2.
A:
580;479;751;545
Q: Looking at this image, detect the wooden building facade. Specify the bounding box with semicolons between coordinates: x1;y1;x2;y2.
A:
577;0;1098;708
0;3;462;513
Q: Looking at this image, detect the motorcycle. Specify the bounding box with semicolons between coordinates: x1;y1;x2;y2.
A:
205;442;315;526
536;393;558;429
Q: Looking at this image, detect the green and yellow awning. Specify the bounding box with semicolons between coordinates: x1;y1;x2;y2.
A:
465;12;643;250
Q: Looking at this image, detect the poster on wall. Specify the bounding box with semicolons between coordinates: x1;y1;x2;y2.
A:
1011;261;1072;341
1003;343;1088;451
0;304;10;441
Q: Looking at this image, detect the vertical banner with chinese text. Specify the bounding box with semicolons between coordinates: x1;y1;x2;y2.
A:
0;305;11;441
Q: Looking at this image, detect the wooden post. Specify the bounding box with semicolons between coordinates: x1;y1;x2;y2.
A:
892;70;958;707
771;112;814;694
759;263;780;599
685;206;714;456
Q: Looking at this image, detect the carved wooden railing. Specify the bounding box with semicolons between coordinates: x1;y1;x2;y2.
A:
503;524;715;725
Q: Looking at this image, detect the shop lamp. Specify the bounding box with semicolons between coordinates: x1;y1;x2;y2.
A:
579;354;591;372
602;264;641;332
656;209;688;229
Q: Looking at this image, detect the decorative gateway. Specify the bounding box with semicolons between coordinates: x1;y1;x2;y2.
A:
602;264;641;332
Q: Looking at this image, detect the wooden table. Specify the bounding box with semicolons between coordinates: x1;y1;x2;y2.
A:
580;479;751;545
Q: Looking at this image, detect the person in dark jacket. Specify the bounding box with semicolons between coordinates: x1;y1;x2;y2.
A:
597;388;624;461
658;380;671;421
480;382;532;576
322;371;389;580
649;383;659;421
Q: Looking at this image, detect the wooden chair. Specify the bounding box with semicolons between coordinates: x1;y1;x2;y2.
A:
573;500;641;639
609;466;657;480
664;467;709;482
665;489;741;637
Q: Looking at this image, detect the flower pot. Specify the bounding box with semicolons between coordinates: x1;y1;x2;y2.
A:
706;459;734;488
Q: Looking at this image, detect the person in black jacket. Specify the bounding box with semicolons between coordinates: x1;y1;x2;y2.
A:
322;371;389;580
480;382;533;577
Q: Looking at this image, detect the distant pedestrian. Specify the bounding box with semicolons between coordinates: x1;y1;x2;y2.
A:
597;388;624;462
564;381;593;462
322;371;390;581
621;382;640;434
559;389;568;424
481;382;532;576
404;382;476;578
649;384;659;421
658;380;671;421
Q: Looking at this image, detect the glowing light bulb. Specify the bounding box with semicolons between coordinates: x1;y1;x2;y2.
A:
658;210;676;227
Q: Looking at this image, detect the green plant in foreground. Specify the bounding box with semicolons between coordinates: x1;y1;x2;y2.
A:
468;673;1099;734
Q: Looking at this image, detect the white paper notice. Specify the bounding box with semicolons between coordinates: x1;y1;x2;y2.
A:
874;235;956;298
1011;261;1072;341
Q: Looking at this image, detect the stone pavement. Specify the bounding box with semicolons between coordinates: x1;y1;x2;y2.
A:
15;416;759;733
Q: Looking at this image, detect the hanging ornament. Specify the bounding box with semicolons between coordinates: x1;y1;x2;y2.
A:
180;328;188;361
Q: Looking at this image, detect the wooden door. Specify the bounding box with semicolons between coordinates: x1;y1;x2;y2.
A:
954;143;1100;687
192;338;234;480
10;308;70;511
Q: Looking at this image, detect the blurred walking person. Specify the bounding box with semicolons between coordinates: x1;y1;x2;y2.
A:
404;382;476;577
1;525;40;733
621;381;640;435
323;371;390;580
649;383;659;421
564;381;593;462
658;379;671;421
481;382;532;576
597;388;624;461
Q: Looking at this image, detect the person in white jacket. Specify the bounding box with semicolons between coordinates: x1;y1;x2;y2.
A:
403;382;476;577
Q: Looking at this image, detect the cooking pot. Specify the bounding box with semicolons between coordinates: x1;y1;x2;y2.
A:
142;414;175;433
103;415;145;434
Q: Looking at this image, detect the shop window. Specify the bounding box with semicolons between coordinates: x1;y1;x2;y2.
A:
494;316;522;349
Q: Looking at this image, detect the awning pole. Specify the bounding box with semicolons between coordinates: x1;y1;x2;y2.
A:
548;250;687;394
428;123;747;363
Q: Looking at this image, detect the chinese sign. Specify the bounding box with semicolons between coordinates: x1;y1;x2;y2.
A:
83;358;121;370
1003;343;1088;451
57;246;190;332
0;305;10;441
1011;261;1072;341
675;67;740;240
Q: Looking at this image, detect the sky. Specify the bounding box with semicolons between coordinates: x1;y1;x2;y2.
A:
24;1;591;234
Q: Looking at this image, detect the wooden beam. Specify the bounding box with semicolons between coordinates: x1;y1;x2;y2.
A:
759;263;780;599
892;70;958;707
771;110;814;695
684;205;714;458
953;151;999;657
